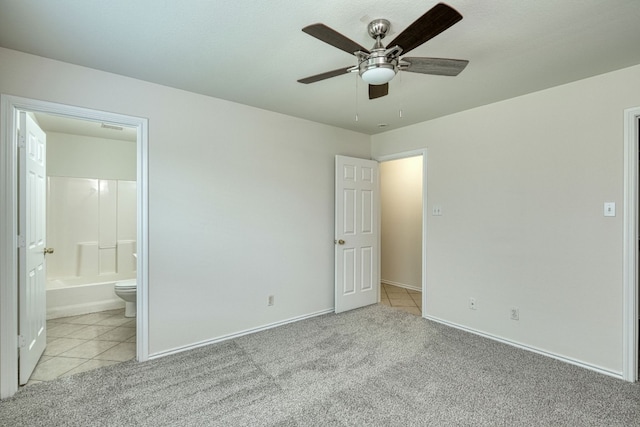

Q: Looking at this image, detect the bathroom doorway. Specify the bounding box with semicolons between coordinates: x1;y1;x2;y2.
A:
29;113;138;385
0;95;149;398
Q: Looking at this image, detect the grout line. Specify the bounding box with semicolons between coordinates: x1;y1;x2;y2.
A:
381;284;421;314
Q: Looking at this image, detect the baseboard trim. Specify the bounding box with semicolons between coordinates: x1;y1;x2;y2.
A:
149;308;335;360
149;307;620;381
381;279;421;292
422;314;623;380
47;300;125;320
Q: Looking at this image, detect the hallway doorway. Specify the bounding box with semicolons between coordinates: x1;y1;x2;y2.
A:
376;150;427;317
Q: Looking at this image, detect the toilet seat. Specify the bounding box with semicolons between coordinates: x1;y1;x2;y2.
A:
115;279;136;291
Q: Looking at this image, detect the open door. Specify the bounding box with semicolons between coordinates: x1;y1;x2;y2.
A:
335;155;379;313
18;112;48;385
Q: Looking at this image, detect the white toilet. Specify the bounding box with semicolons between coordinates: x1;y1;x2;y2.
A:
114;279;137;318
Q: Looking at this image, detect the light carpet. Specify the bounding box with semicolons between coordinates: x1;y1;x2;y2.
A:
2;304;640;426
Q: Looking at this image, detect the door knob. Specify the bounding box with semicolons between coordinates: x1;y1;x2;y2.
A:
337;239;345;245
43;248;54;255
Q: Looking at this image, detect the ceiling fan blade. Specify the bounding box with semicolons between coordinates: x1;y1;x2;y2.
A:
297;66;353;84
403;57;469;76
386;3;462;56
302;24;370;55
369;83;389;100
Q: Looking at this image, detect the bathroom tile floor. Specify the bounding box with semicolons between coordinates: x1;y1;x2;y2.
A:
379;283;422;316
23;308;135;387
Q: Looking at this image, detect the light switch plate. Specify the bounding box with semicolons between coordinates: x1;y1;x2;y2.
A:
432;205;443;216
604;202;616;217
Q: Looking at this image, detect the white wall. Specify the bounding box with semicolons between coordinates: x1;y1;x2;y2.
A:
380;157;422;290
46;132;136;180
0;47;371;355
372;64;640;374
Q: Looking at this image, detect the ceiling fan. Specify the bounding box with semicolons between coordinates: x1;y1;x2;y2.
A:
297;3;468;100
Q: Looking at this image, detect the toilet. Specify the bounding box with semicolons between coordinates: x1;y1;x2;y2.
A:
114;279;137;318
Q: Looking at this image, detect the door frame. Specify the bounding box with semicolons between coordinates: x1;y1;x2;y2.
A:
623;106;640;382
0;94;150;398
374;149;427;316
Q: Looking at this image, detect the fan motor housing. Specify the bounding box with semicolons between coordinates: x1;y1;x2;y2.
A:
358;52;397;74
358;49;398;85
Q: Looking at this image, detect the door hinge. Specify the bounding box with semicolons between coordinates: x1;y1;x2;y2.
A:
18;335;25;348
18;132;25;149
18;235;26;248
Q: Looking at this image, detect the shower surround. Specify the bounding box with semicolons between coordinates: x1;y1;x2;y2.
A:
46;176;136;318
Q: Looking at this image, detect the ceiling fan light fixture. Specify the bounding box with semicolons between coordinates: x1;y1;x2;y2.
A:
360;64;396;85
298;3;467;99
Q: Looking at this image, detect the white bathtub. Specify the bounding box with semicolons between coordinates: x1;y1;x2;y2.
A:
46;273;135;319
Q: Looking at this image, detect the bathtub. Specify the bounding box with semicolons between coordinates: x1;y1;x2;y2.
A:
46;273;135;319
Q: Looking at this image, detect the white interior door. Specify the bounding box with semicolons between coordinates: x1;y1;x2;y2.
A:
18;112;48;385
335;155;379;313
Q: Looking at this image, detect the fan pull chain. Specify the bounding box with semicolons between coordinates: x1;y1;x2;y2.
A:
355;72;359;122
398;70;404;119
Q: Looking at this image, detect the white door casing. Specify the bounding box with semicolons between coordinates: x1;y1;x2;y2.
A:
18;112;47;384
335;155;379;313
623;107;640;382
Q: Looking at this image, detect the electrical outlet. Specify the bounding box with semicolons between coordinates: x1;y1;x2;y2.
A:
468;297;477;310
432;205;443;216
510;307;519;320
268;295;274;306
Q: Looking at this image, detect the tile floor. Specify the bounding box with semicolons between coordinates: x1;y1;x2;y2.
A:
23;308;136;387
379;283;422;316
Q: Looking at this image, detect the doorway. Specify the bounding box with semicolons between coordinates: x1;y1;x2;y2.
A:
623;107;640;382
375;150;427;317
0;95;149;398
32;112;138;385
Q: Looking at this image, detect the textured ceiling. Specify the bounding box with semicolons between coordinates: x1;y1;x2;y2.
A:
2;0;640;135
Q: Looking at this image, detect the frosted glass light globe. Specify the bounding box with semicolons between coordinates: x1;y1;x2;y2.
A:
361;67;395;85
